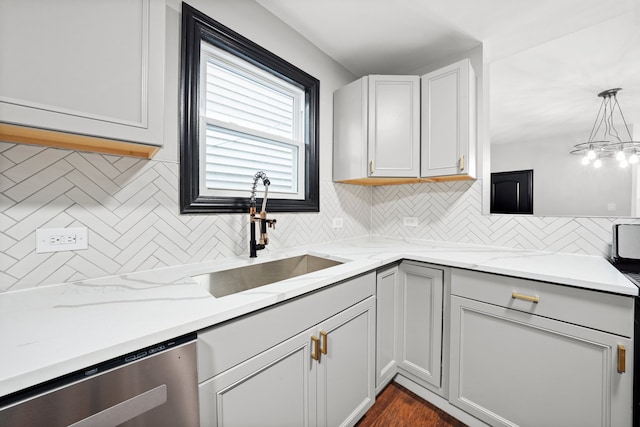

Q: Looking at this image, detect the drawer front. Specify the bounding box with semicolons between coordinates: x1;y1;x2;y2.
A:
451;268;633;337
197;272;375;382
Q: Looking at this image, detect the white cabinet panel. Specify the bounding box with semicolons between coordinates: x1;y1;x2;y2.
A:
375;266;400;391
333;75;419;182
0;0;165;147
421;59;476;178
450;295;633;427
316;297;376;427
199;332;312;427
333;78;369;181
375;262;446;397
368;76;420;177
398;262;443;389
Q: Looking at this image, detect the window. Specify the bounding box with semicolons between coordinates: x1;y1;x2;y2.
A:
180;3;320;213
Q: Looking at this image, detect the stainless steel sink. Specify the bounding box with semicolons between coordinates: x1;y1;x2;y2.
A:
191;255;343;298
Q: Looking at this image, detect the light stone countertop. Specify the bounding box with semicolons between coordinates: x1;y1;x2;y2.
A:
0;236;636;398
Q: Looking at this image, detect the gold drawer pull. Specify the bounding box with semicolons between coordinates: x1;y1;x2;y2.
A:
311;336;320;361
512;292;539;303
618;344;626;373
320;331;328;355
369;160;375;174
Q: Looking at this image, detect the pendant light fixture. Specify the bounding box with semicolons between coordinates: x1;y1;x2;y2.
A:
570;88;640;168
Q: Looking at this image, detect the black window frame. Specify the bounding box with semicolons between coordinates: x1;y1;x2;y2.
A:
179;2;320;214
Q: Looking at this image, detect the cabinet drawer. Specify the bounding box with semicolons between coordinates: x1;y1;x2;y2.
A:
451;269;633;337
197;272;375;382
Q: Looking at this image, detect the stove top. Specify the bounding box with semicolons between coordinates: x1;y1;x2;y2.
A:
611;259;640;289
624;272;640;288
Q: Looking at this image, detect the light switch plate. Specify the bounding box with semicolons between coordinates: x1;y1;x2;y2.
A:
36;227;88;253
403;217;418;227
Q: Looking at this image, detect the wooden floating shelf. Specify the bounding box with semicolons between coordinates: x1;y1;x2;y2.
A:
336;175;475;186
0;123;160;159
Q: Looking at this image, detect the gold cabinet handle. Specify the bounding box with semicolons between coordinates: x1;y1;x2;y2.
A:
618;344;626;373
512;292;539;303
320;331;328;355
311;336;320;361
460;155;465;171
369;159;375;175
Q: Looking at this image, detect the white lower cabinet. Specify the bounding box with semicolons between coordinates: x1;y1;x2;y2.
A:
397;262;444;390
198;273;376;427
316;298;376;427
375;265;401;391
375;262;446;394
449;269;634;427
199;329;312;427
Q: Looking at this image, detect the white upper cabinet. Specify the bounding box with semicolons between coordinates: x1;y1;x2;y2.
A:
0;0;165;153
333;59;477;185
333;75;420;183
421;59;476;178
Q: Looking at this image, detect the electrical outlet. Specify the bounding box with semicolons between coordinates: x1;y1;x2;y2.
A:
403;217;419;227
332;218;344;229
36;227;88;253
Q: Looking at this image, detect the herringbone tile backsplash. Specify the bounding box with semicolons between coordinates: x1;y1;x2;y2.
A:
2;141;639;292
0;142;370;292
372;180;640;255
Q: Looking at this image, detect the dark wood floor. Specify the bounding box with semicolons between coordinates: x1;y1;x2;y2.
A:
356;382;467;427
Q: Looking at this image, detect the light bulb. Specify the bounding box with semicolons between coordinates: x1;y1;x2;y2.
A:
593;158;602;168
620;159;629;168
587;149;597;160
581;155;590;165
616;150;626;161
630;153;639;164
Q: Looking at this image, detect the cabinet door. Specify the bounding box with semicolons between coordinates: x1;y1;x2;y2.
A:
450;295;633;427
316;297;376;427
376;266;401;392
421;59;475;178
333;77;369;181
0;0;165;147
199;330;314;427
368;75;420;178
398;262;444;388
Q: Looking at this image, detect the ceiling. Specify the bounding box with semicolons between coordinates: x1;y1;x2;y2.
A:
257;0;640;146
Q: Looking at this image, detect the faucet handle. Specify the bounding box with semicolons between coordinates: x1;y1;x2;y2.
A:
267;219;277;229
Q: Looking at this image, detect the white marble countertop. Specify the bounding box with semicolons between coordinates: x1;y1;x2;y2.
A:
0;236;636;398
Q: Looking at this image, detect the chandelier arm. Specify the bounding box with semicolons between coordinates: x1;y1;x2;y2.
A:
588;98;606;142
612;94;635;141
607;98;623;142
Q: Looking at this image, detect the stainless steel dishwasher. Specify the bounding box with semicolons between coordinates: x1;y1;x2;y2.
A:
0;333;199;427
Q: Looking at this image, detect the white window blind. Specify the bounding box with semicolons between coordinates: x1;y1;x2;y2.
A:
200;42;305;198
205;126;298;193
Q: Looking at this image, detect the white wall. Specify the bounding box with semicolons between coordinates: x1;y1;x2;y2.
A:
492;136;632;216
